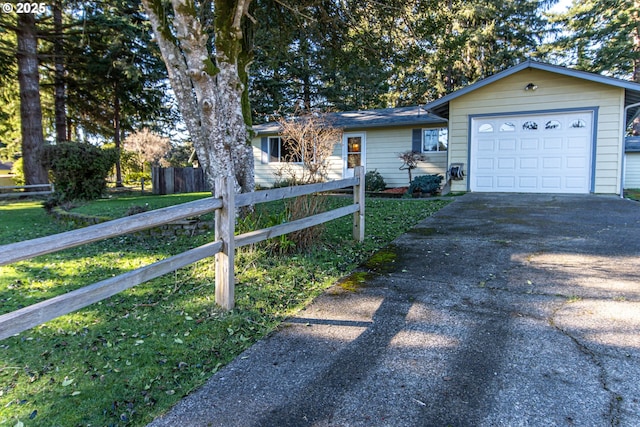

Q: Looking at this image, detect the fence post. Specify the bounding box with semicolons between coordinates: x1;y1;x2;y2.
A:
353;166;365;242
215;177;236;310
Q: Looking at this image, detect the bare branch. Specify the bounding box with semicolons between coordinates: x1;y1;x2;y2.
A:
277;110;343;184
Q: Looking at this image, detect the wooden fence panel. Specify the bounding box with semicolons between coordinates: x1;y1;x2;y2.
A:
0;167;365;338
0;196;223;266
0;184;54;198
0;240;222;340
153;167;208;194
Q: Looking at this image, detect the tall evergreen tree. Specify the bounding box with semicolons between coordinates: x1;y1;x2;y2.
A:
550;0;640;81
249;0;553;117
0;1;174;184
54;0;172;185
16;13;49;185
0;18;21;163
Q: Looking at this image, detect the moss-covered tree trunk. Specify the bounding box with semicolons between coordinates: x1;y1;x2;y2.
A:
141;0;255;194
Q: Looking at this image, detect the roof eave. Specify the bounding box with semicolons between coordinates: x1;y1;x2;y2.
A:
253;111;447;136
424;60;640;121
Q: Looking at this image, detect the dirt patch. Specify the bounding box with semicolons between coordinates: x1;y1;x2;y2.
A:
382;187;408;194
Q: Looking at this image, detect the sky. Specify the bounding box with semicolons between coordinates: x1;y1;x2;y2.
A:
549;0;574;14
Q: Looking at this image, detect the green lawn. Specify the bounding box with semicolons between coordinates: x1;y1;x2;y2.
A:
0;194;450;426
69;192;212;218
625;188;640;201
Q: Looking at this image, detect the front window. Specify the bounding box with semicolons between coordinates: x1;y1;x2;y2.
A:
423;128;448;152
269;137;301;162
346;136;362;168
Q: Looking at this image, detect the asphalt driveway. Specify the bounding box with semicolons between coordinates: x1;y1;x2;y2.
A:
149;193;640;427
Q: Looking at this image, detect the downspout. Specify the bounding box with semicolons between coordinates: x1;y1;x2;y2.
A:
621;101;640;198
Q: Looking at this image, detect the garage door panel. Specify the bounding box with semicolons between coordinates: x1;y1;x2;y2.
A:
471;111;592;194
566;176;588;189
498;158;516;169
497;176;516;189
567;137;589;150
476;158;494;169
477;140;495;151
475;176;495;189
520;139;539;150
566;156;588;169
518;176;538;188
543;138;563;150
519;157;538;169
543;157;562;169
498;139;517;150
541;176;562;189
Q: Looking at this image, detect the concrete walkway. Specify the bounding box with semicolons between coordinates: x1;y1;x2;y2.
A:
149;193;640;427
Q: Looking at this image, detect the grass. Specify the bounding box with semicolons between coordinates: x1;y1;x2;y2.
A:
0;194;450;426
624;188;640;201
69;192;212;218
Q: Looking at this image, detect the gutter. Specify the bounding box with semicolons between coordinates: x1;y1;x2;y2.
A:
621;101;640;198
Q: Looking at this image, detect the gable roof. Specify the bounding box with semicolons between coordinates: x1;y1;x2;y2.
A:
254;106;446;136
425;60;640;124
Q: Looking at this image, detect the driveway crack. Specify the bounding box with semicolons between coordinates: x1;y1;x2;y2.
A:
548;302;622;427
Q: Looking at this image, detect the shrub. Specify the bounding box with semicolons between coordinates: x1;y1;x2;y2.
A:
124;171;152;185
41;141;118;202
408;174;443;196
365;169;387;192
398;150;426;184
10;158;24;185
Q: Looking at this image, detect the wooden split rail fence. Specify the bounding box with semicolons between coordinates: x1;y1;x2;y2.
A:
0;167;365;341
0;183;54;198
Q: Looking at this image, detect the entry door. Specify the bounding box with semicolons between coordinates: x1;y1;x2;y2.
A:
343;133;366;178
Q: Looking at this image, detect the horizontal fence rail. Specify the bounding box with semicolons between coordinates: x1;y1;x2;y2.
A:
235;177;359;208
0;183;54;198
0;241;223;341
0;197;223;266
0;167;365;340
235;204;360;247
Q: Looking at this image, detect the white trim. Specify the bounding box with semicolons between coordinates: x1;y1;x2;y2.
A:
421;127;448;153
469;110;595;193
343;132;366;178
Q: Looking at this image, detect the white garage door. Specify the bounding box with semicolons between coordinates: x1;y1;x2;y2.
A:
470;111;593;193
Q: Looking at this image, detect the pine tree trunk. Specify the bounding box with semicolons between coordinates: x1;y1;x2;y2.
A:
113;85;123;187
16;13;48;186
53;0;67;143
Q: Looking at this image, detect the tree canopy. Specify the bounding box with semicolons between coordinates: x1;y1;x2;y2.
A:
1;0;637;185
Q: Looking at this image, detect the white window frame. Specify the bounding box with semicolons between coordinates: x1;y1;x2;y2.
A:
269;136;301;163
422;127;448;153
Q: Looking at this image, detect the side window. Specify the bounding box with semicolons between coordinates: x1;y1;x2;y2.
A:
269;137;301;162
423;128;448;152
269;137;281;162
